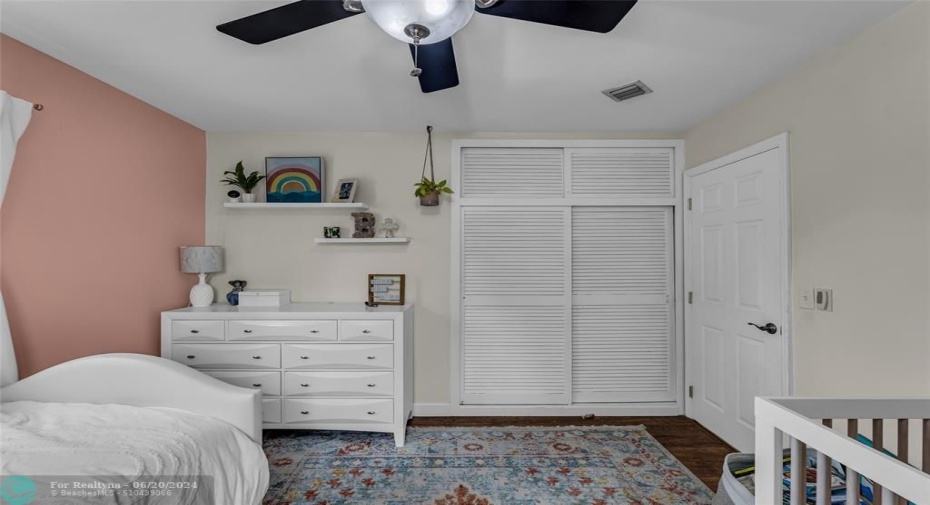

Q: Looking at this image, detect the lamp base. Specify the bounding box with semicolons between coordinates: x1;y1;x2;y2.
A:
189;273;214;307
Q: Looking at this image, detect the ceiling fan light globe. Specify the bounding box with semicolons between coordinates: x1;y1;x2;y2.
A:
362;0;474;44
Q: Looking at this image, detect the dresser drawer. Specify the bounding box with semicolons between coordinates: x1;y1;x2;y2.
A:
282;344;393;370
228;320;337;341
171;320;224;341
339;320;394;341
263;399;282;424
171;344;280;369
283;371;394;397
203;371;281;396
284;399;392;425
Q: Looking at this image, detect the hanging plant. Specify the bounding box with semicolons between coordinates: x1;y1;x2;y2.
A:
414;125;454;206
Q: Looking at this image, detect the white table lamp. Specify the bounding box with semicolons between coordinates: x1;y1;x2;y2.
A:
179;246;224;307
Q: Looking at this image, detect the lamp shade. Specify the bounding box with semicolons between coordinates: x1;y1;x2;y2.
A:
362;0;475;44
179;246;224;274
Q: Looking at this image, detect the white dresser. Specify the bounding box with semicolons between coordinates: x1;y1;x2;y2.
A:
160;303;413;446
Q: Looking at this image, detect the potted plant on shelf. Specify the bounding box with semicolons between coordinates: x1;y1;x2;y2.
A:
414;125;454;206
221;161;265;203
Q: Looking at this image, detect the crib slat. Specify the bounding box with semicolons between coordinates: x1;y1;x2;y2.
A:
898;419;909;461
791;438;807;505
816;448;832;505
897;419;908;505
846;467;860;505
881;486;895;505
922;419;929;472
873;419;884;505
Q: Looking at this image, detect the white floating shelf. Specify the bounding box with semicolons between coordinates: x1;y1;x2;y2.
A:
224;202;369;210
314;238;411;245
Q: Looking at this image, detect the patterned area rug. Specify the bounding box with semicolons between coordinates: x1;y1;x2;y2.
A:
262;426;713;504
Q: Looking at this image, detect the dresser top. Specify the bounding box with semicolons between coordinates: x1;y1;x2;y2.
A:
165;302;412;314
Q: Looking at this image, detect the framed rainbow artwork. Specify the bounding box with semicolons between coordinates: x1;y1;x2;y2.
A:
265;156;325;203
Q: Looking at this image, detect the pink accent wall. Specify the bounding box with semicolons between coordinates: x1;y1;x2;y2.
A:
0;35;206;377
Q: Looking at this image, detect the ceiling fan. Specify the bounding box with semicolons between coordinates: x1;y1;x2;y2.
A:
217;0;638;93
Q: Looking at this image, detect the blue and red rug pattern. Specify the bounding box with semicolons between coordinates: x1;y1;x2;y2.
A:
262;426;713;505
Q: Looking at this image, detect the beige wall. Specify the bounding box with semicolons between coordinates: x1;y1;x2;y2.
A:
685;2;930;396
206;131;677;404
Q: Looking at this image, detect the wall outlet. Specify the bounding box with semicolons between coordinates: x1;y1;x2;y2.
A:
799;286;814;310
814;288;833;311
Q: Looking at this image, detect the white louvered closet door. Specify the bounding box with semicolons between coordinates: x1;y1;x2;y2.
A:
572;207;675;403
461;148;563;197
461;207;571;405
568;148;675;197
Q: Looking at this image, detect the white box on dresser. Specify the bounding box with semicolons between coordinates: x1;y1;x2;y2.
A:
160;303;414;446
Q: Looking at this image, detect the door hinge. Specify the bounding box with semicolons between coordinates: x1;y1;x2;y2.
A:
688;292;693;304
687;197;692;210
688;386;694;399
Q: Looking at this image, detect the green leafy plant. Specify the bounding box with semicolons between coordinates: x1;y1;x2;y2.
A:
221;161;266;193
413;177;454;197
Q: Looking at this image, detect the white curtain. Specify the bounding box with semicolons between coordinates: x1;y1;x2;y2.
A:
0;91;34;386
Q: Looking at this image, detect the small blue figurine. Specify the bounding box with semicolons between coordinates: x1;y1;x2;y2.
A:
227;280;247;306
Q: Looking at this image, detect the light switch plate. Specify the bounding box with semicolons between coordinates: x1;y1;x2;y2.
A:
814;288;833;311
799;286;814;310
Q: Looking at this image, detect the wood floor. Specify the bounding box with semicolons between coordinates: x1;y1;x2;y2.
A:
410;415;735;492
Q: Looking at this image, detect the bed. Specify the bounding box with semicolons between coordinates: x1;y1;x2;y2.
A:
1;353;269;504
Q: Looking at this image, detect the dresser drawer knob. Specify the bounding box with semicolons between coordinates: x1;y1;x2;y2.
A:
300;356;309;360
362;329;371;334
300;410;309;415
243;329;253;333
367;411;376;415
186;355;196;359
367;383;376;388
300;383;309;387
310;329;319;334
190;329;200;334
252;383;262;387
252;355;262;360
367;356;376;360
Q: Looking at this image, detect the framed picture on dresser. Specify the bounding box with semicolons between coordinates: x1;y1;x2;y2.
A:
368;274;405;305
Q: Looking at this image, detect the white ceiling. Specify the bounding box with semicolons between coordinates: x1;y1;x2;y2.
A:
0;0;908;132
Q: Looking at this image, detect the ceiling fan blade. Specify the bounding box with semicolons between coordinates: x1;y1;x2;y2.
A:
217;0;360;45
477;0;638;33
409;38;459;93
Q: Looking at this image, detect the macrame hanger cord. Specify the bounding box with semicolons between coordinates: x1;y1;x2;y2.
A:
421;125;435;181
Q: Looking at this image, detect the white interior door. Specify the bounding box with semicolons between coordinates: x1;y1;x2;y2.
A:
685;136;789;451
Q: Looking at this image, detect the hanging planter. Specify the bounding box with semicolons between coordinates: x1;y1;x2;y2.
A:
414;125;454;206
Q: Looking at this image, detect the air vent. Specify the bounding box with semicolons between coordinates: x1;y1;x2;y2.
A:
602;81;652;103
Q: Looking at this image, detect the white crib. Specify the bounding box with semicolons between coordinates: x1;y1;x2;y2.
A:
754;397;930;505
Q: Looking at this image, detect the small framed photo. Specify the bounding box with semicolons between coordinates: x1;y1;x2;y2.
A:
266;156;324;203
368;274;405;305
332;178;359;203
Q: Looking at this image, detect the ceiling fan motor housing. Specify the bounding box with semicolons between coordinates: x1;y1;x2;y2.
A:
361;0;476;44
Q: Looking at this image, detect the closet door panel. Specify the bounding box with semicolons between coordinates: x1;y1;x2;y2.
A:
461;207;571;405
568;148;674;197
461;148;564;198
571;207;675;403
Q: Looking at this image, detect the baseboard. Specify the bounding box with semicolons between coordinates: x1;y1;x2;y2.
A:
413;403;454;416
413;403;683;417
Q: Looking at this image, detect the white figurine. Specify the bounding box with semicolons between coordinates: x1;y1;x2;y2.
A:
381;217;399;238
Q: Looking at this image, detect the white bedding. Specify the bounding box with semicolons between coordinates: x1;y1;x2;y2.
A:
1;401;268;504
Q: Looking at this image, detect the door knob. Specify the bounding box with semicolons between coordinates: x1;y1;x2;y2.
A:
748;322;778;334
